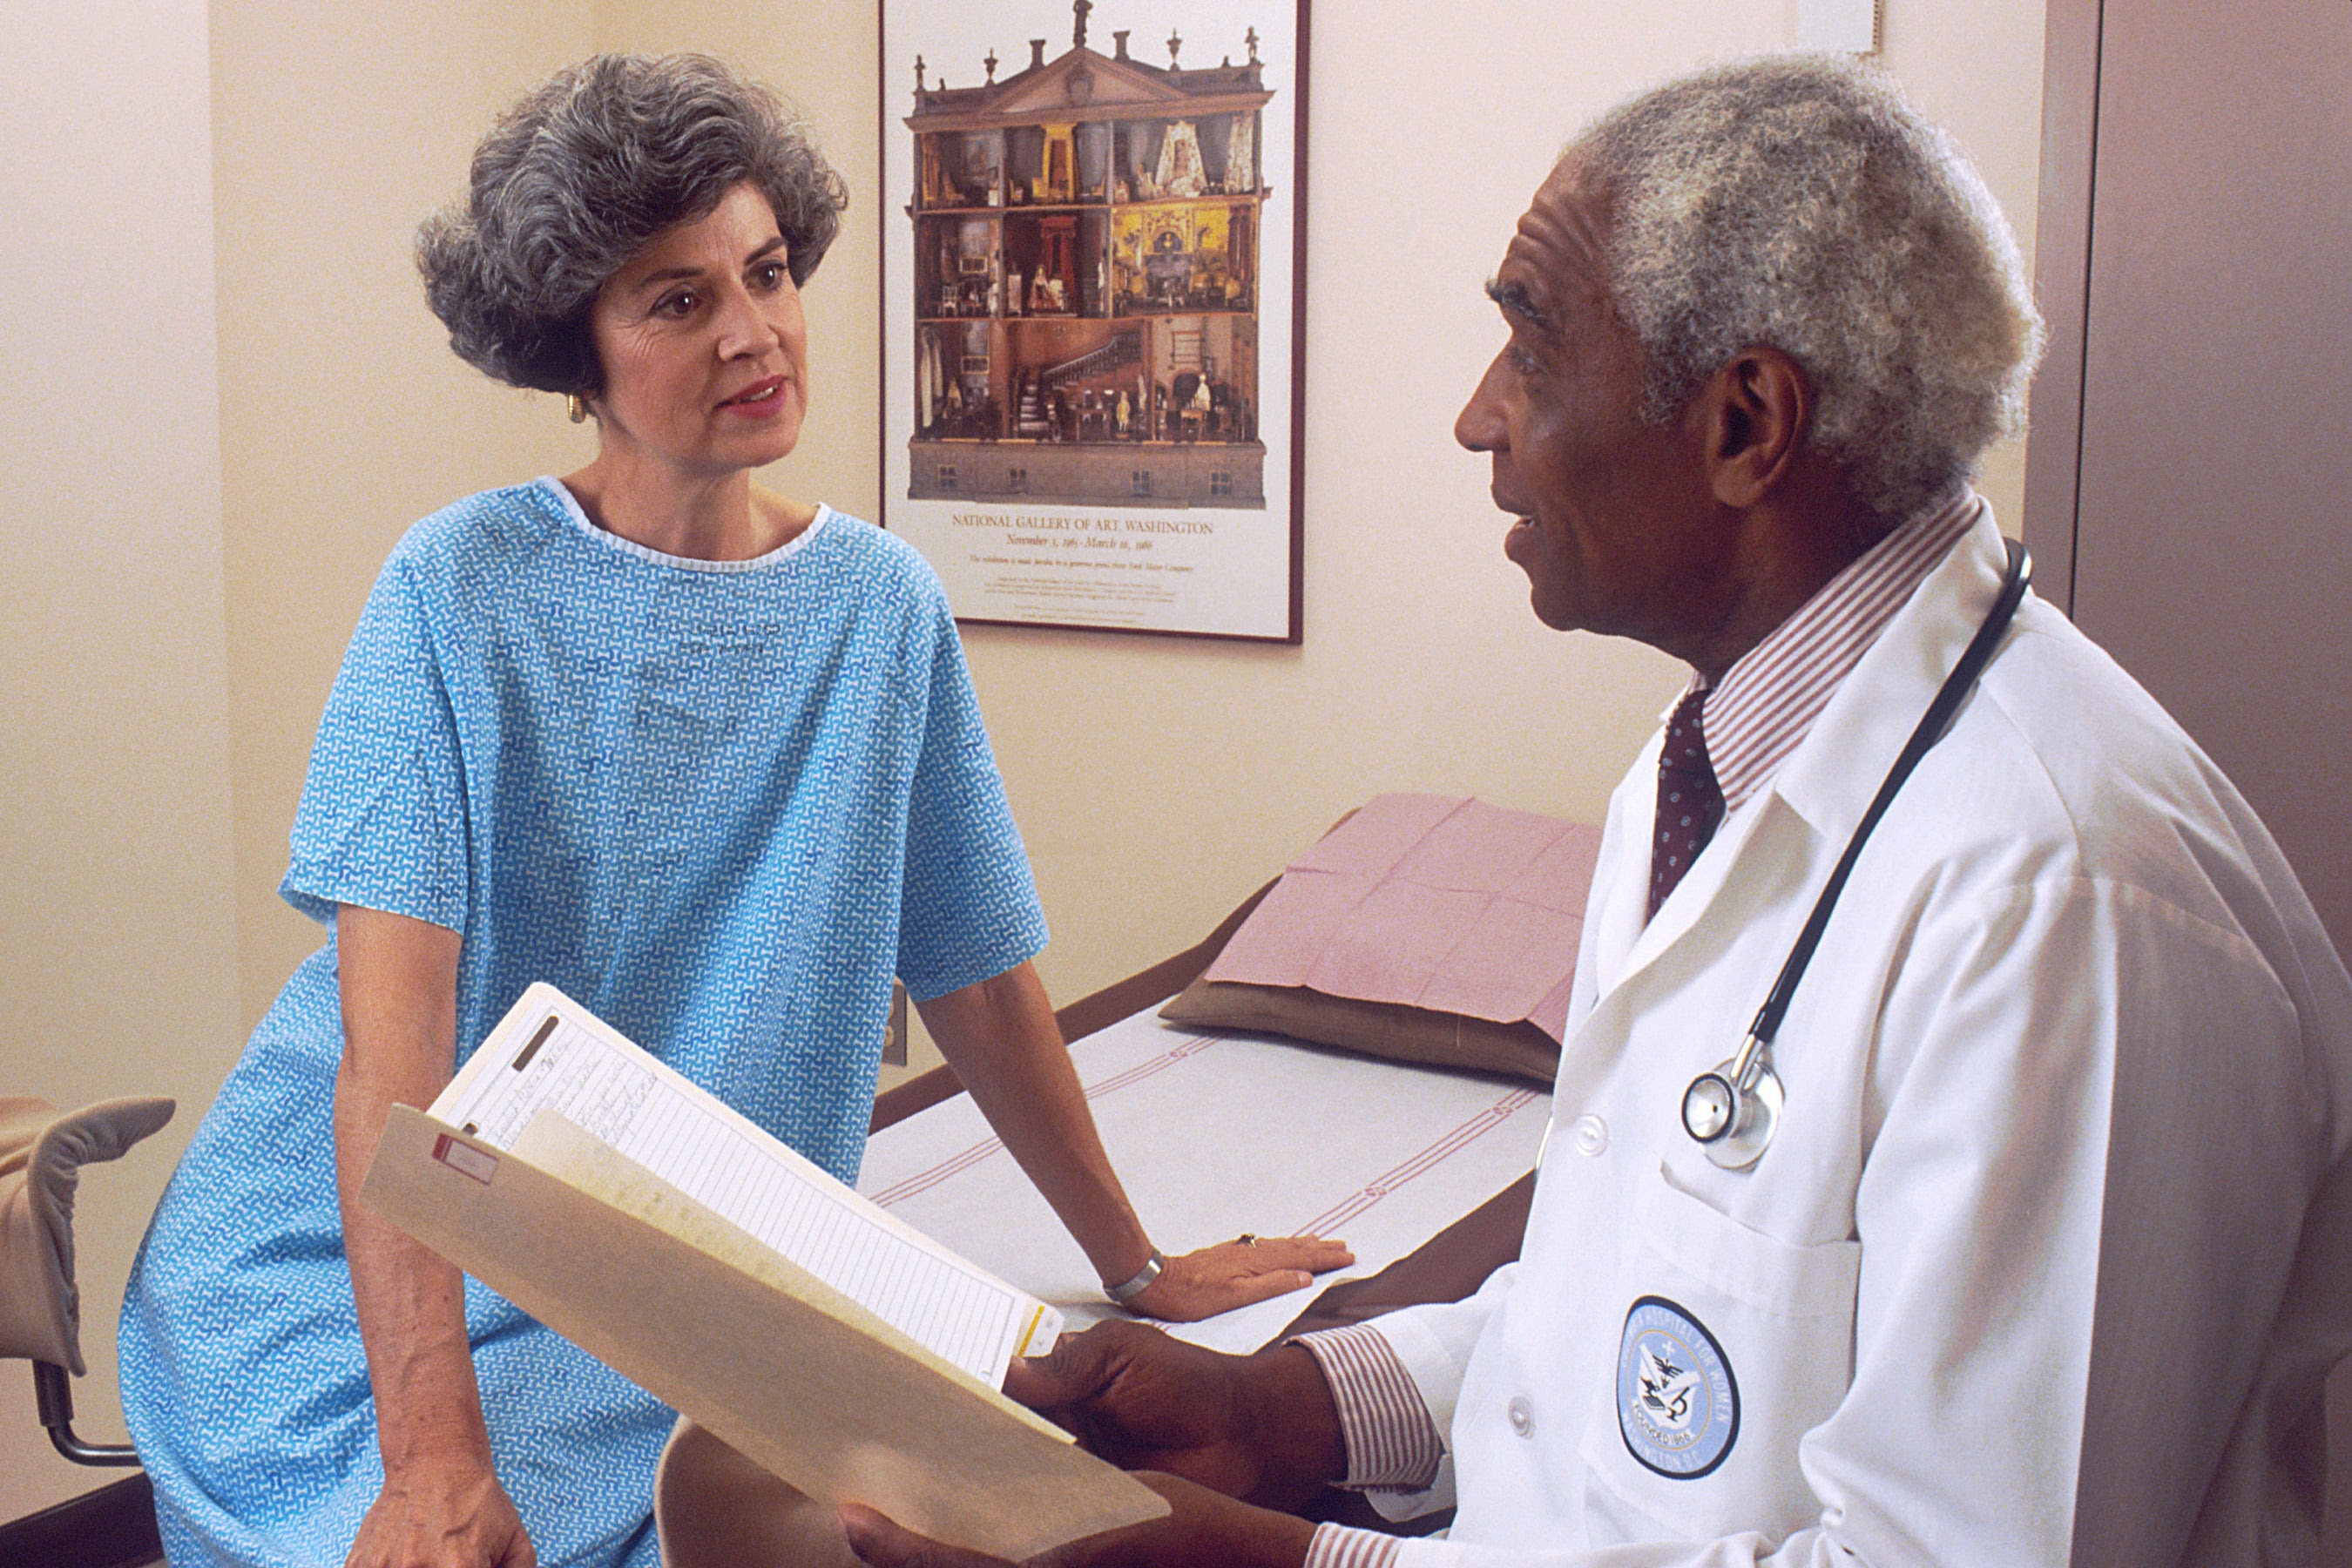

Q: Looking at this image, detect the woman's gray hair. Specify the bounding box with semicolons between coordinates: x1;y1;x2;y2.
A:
416;53;848;396
1573;56;2043;522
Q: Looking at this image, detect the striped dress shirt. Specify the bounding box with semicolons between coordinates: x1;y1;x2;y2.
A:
1294;488;1985;1568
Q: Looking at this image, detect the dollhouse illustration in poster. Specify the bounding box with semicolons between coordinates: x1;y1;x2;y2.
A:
882;0;1302;639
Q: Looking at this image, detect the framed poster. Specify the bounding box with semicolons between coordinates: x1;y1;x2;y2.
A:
880;0;1308;641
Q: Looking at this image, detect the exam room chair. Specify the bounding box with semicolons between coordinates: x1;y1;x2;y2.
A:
0;1094;175;1568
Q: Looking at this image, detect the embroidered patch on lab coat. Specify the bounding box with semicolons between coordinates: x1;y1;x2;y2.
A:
1617;1294;1740;1478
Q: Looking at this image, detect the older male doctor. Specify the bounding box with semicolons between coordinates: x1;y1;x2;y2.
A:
843;56;2352;1568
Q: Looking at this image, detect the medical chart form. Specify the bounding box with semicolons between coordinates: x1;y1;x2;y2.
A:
434;984;1057;1388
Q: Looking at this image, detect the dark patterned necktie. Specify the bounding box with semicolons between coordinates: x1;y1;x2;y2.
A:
1649;688;1725;922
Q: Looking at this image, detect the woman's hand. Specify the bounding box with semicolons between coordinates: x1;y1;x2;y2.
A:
1121;1235;1355;1323
916;966;1355;1325
346;1454;537;1568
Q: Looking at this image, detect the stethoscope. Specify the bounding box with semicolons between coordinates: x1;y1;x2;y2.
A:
1679;537;2032;1171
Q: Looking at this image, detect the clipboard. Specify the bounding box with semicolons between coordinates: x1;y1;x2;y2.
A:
362;1101;1166;1559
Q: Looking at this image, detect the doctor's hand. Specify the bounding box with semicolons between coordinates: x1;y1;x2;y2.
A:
345;1454;537;1568
839;1472;1316;1568
1123;1234;1355;1323
1005;1321;1346;1511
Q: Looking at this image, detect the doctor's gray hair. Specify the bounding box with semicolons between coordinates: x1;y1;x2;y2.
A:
416;53;848;396
1572;57;2043;523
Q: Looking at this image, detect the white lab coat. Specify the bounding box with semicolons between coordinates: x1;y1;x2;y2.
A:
1370;511;2352;1566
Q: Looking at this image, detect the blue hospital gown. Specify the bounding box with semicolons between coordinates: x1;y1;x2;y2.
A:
118;479;1046;1567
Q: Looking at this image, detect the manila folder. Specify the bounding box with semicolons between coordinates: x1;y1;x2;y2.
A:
362;1103;1166;1560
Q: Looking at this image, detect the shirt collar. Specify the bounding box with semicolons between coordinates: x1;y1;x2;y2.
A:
1686;488;1984;812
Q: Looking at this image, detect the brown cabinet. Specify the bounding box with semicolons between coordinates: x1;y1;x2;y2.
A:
2029;0;2352;1553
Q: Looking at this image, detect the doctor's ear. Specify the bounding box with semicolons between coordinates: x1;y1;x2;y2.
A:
1695;346;1811;509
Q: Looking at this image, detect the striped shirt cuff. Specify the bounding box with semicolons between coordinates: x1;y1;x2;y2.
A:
1306;1523;1405;1568
1294;1323;1445;1490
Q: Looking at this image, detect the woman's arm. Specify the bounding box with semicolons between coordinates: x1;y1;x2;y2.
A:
334;905;536;1568
916;961;1352;1322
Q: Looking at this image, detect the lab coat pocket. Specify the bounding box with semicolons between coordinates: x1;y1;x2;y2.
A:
1576;1165;1861;1544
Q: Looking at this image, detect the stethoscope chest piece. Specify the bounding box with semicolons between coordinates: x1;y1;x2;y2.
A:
1673;537;2031;1173
1681;1044;1782;1170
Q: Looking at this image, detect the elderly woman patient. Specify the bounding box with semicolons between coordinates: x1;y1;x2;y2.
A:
120;54;1342;1568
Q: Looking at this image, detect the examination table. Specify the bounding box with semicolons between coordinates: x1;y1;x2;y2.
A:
658;794;1593;1564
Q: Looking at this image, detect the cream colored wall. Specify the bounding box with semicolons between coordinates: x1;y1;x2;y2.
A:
586;1;2051;1085
211;0;2049;1073
206;0;888;1031
0;0;2044;1525
913;0;2048;1044
216;0;602;1029
219;0;2047;1078
0;0;240;1523
216;0;885;1031
3;0;607;1525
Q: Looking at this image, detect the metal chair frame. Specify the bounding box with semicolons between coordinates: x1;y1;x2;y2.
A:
33;1358;141;1466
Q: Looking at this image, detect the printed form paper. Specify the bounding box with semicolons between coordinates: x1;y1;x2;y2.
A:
363;1104;1164;1558
434;983;1058;1387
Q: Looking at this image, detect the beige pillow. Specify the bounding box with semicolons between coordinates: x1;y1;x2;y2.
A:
1159;978;1559;1086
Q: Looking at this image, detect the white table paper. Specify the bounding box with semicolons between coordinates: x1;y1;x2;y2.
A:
858;1010;1551;1354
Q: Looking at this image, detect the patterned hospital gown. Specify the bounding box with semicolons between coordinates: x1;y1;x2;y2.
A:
119;479;1046;1567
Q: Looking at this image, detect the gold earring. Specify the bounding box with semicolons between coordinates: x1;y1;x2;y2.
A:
566;393;589;424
